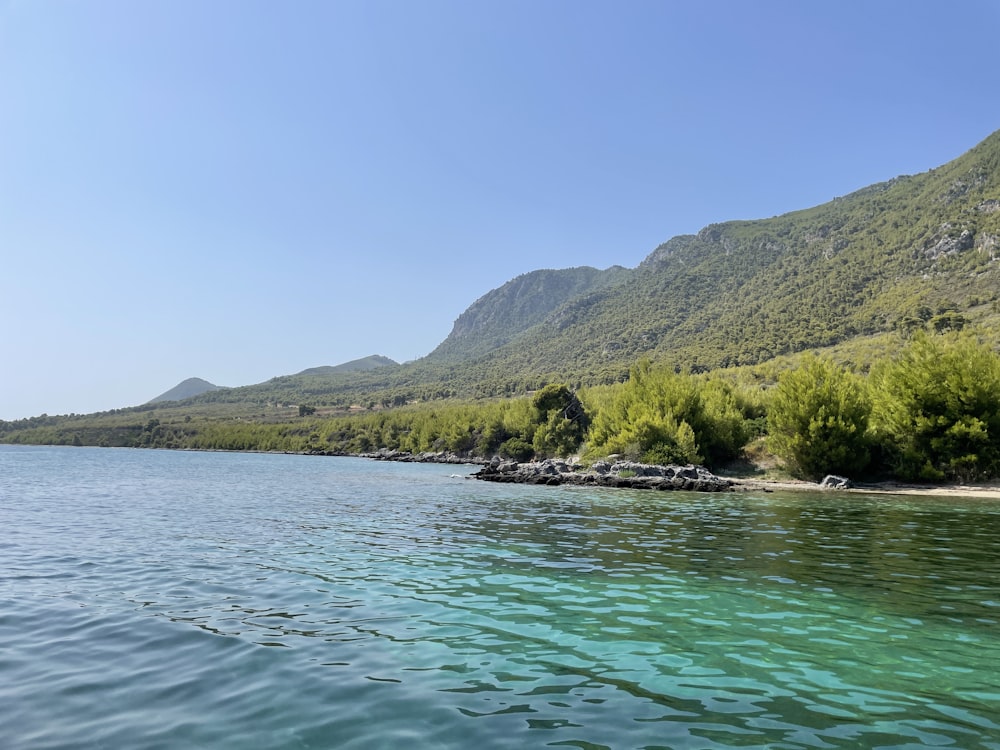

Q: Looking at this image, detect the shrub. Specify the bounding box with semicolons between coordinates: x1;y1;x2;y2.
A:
767;354;871;480
585;362;749;468
870;331;1000;481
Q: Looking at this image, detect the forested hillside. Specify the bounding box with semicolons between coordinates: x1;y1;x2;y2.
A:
466;129;1000;378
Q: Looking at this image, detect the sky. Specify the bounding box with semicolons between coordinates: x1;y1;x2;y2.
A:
3;1;1000;420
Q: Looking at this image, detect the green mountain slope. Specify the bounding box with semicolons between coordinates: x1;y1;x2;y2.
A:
465;128;1000;379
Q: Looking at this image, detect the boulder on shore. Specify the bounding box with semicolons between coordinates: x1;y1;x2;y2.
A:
473;458;734;492
819;474;854;490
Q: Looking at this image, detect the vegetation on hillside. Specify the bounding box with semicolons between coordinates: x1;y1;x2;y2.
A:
5;329;999;484
295;355;398;377
4;130;1000;486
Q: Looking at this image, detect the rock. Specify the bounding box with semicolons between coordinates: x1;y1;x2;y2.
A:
591;460;612;474
363;449;487;465
820;474;854;490
925;226;975;259
473;459;733;493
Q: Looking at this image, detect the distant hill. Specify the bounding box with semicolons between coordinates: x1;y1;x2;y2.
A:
148;377;224;403
172;355;405;410
297;355;398;376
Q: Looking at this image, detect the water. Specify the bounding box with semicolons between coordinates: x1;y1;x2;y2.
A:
2;445;999;749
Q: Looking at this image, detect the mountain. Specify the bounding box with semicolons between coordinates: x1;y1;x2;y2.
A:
16;128;1000;423
452;128;1000;378
179;128;1000;410
148;377;224;403
427;266;629;362
297;355;398;376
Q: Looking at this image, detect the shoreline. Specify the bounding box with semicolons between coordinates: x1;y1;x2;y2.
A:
12;444;1000;499
727;476;1000;499
360;449;1000;499
469;457;1000;499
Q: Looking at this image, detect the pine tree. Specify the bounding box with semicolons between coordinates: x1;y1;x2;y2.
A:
767;354;871;480
870;331;1000;481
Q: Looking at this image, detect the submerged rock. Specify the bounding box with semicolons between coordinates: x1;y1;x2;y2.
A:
474;458;733;492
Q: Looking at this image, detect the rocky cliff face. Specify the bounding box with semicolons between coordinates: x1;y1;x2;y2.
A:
427;265;630;362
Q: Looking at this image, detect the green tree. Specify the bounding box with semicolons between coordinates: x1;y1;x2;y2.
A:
870;331;1000;481
530;384;588;457
584;362;749;467
767;354;871;480
586;361;700;463
698;374;754;465
498;437;534;461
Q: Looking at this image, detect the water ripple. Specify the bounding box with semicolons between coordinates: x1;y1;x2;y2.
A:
2;447;1000;748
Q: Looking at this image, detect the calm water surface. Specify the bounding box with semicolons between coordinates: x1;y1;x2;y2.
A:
2;445;999;749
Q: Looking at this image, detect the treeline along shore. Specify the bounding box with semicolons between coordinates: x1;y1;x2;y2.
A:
3;330;1000;488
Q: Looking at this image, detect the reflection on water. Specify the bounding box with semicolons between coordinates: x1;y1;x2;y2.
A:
1;446;999;749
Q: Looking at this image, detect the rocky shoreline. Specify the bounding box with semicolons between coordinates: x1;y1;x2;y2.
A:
359;450;735;491
355;449;1000;499
473;457;736;492
360;448;487;465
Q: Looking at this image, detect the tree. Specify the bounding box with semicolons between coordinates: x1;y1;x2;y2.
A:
767;354;871;480
498;438;534;461
584;362;749;467
870;331;1000;481
586;361;703;463
530;383;588;457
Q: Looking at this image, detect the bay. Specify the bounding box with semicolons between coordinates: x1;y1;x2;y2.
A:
1;444;999;749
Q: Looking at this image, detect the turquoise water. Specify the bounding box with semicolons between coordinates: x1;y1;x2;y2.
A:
2;446;999;749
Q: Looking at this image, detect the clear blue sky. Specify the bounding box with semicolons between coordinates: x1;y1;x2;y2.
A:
3;0;999;420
